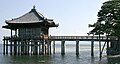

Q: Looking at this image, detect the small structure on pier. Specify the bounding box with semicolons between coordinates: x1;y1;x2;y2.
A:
2;6;58;55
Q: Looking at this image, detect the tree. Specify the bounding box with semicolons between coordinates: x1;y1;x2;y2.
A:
90;0;120;37
89;0;120;55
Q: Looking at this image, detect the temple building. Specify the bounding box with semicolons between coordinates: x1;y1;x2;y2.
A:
2;6;58;55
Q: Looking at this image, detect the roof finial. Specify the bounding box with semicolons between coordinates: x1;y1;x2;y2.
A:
33;5;36;9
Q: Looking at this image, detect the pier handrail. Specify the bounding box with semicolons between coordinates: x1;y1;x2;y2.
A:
49;36;106;40
4;36;117;41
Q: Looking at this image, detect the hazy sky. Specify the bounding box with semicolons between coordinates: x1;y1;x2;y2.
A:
0;0;108;43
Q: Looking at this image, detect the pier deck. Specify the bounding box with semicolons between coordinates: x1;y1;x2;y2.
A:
3;36;116;58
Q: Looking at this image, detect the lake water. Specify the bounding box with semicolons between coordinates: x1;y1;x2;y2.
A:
0;43;120;64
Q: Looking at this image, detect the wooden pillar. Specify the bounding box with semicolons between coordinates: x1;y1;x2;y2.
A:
53;41;55;54
21;41;24;55
91;40;94;57
23;42;25;54
6;40;8;54
42;40;44;55
34;42;38;55
3;37;5;55
39;41;41;55
18;42;20;55
10;29;12;55
27;42;30;55
14;29;17;55
24;41;28;55
14;42;17;55
76;40;79;55
49;41;52;54
47;41;50;55
31;41;33;55
61;40;65;55
45;44;47;55
107;41;109;55
99;34;102;59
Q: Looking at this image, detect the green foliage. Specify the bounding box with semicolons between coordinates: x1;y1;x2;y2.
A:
89;0;120;36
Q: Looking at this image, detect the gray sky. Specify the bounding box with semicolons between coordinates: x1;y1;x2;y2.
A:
0;0;108;43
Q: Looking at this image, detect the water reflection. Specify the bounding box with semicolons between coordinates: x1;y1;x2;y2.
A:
107;56;120;64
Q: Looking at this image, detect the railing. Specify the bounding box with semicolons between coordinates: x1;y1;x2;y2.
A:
49;36;107;40
4;36;117;41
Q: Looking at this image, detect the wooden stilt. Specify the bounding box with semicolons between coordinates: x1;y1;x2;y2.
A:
76;40;79;55
91;40;94;57
47;41;50;55
18;42;20;55
61;40;65;55
99;34;102;59
25;41;28;55
21;42;24;55
6;40;8;54
14;42;17;55
49;41;51;54
27;42;30;55
31;42;33;55
53;41;55;54
34;42;38;55
3;37;5;55
106;36;109;55
44;44;47;54
42;40;44;55
10;29;12;55
39;41;41;55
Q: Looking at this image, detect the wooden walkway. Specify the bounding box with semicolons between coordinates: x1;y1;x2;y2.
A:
3;35;115;58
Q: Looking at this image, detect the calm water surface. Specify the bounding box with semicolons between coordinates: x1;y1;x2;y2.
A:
0;44;120;64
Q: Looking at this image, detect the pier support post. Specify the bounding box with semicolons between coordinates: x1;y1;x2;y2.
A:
76;40;79;56
99;34;102;59
91;40;94;57
21;41;24;55
24;42;28;55
10;29;13;55
106;36;110;55
39;41;41;55
33;42;38;55
61;40;65;55
53;41;55;54
3;37;5;55
47;41;50;55
18;42;20;55
14;42;17;55
27;42;30;55
45;42;47;55
49;41;51;54
30;42;33;55
107;41;109;55
6;40;8;54
42;40;44;55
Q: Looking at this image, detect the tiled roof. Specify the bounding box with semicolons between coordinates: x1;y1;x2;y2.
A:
6;7;45;24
